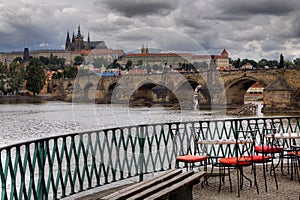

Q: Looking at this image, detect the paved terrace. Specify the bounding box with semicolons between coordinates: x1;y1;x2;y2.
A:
73;165;300;200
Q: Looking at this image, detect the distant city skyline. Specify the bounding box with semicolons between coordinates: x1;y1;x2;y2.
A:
1;0;300;61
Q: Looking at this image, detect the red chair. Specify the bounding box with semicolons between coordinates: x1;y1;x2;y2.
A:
218;130;258;197
171;124;208;171
253;123;283;191
290;145;300;182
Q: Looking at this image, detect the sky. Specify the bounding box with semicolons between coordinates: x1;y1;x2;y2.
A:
1;0;300;61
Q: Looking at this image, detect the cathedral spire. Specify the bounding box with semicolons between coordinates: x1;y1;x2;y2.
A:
77;25;81;37
65;31;71;51
72;32;75;43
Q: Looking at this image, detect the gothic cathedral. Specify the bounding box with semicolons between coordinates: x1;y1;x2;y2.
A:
65;26;107;51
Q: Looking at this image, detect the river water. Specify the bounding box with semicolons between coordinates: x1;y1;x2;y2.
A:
0;101;266;147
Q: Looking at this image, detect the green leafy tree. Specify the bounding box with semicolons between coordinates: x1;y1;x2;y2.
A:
279;54;284;68
13;57;23;63
107;59;122;69
74;56;84;66
269;60;279;69
233;58;240;69
26;58;46;96
8;61;26;94
0;62;8;95
293;58;300;68
39;56;49;65
284;60;294;68
240;59;258;69
125;60;133;71
64;66;78;78
257;59;269;69
137;60;143;66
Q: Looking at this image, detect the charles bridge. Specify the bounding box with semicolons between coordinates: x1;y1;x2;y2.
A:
51;69;300;113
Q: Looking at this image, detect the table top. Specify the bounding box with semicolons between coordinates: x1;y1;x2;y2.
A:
265;133;300;139
198;138;253;145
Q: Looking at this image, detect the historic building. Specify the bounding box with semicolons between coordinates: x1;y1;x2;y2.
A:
65;26;107;51
122;47;229;70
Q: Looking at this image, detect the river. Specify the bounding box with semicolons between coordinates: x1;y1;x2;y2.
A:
0;101;266;147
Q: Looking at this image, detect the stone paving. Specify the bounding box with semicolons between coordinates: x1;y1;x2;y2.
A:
73;165;300;200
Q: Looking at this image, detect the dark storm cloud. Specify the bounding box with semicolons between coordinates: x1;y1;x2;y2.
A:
1;0;300;60
99;0;177;17
218;0;300;16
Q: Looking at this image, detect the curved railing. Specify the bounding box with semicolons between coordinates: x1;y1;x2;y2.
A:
1;116;299;199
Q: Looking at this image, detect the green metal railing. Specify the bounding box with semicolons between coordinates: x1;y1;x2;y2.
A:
0;116;299;199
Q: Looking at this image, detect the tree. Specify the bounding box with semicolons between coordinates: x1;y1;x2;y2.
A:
74;56;84;66
64;66;78;78
269;60;279;69
137;60;143;66
234;58;241;69
26;58;46;96
0;62;8;95
125;60;133;71
284;60;294;68
257;58;269;69
13;57;23;63
8;61;25;94
108;59;121;69
279;53;284;68
240;58;258;69
293;58;300;68
39;56;49;65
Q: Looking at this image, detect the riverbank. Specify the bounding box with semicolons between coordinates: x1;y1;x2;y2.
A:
0;94;54;104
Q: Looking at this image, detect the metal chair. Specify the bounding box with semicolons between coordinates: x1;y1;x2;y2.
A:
171;123;208;171
218;130;258;197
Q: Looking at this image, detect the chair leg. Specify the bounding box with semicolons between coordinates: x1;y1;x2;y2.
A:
253;163;259;194
237;167;240;198
270;157;279;190
296;157;300;182
228;167;232;193
262;161;268;193
218;166;224;193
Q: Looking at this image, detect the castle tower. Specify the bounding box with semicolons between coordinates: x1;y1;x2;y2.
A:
74;25;84;51
86;32;90;50
221;49;228;57
141;44;145;54
145;45;149;54
23;48;29;62
65;31;71;51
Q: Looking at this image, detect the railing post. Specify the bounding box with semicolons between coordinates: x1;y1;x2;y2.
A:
139;125;146;182
37;141;45;200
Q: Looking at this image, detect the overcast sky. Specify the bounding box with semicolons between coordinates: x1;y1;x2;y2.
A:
1;0;300;61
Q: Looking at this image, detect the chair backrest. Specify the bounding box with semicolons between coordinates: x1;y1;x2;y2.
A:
190;125;209;156
235;129;257;157
170;123;208;157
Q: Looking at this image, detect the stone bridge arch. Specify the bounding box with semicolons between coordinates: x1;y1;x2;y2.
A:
225;76;266;105
175;77;209;108
129;82;178;107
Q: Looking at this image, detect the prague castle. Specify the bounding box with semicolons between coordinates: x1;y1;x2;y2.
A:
0;26;124;66
65;26;107;51
0;26;229;69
